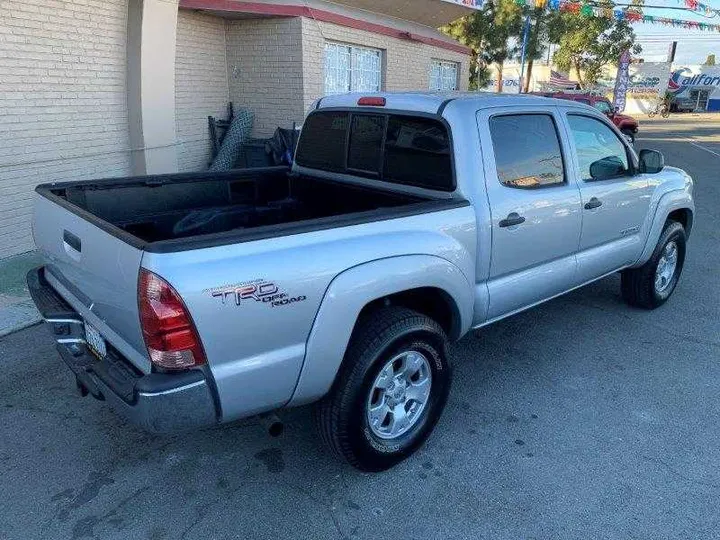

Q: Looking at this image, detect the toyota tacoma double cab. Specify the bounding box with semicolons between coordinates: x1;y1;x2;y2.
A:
28;93;694;471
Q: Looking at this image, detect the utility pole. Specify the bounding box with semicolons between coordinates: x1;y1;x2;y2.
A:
518;15;531;93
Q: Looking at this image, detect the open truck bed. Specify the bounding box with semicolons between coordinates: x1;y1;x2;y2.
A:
37;166;458;253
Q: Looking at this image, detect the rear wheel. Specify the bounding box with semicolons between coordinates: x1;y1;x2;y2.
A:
316;307;451;472
621;221;686;309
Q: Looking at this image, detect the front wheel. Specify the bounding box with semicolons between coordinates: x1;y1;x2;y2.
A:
648;111;656;118
621;221;686;309
316;307;451;472
661;109;670;119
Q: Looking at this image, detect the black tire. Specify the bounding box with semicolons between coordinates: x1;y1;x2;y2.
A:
316;307;451;472
621;129;635;143
621;221;686;309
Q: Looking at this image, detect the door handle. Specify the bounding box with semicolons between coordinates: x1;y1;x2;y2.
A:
584;197;603;210
63;230;82;252
499;212;526;228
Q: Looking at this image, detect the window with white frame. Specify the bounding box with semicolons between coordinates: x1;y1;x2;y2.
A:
430;60;459;91
324;42;382;95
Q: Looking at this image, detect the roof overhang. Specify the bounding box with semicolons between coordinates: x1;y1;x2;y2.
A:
179;0;475;54
180;0;481;28
325;0;482;27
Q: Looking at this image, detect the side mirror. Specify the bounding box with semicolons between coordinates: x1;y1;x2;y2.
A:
638;149;665;174
589;155;626;180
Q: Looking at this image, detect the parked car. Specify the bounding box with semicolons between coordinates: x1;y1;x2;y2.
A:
28;92;694;472
671;97;696;113
538;92;640;142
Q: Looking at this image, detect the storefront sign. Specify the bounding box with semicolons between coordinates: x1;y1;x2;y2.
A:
667;67;720;96
616;62;671;114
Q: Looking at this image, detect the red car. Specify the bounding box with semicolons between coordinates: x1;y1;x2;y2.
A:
537;92;639;142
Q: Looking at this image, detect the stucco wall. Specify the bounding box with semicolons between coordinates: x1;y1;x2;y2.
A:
225;17;306;137
0;0;131;258
174;10;230;172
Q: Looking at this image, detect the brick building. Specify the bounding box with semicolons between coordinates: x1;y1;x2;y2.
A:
0;0;474;259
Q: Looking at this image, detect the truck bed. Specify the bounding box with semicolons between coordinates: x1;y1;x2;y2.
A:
37;167;459;252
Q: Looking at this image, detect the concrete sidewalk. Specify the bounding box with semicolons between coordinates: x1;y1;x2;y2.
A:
0;251;42;337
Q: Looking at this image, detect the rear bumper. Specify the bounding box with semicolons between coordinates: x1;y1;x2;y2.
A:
27;267;218;434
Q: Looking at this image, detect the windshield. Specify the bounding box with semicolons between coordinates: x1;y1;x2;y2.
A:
594;100;613;114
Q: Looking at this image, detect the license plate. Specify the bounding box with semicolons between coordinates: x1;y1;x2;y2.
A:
84;322;107;360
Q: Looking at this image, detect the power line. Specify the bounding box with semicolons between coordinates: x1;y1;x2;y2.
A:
638;36;720;40
574;0;720;18
613;2;719;13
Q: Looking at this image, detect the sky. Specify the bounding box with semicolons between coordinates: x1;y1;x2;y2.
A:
631;0;720;64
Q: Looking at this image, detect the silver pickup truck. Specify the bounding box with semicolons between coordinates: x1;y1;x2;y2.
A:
28;93;694;471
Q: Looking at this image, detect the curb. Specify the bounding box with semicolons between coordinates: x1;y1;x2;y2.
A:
0;318;43;338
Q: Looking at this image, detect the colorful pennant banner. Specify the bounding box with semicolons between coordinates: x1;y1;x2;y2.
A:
683;0;717;16
510;0;720;32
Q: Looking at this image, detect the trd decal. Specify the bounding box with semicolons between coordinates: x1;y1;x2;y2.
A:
205;279;306;308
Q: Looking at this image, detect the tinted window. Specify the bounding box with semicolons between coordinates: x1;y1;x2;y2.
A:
384;116;452;190
348;115;384;172
296;111;454;191
593;100;613;114
489;114;565;189
568;115;629;181
295;111;348;171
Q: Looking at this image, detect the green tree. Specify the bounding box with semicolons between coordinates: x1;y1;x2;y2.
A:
548;2;642;88
443;0;523;92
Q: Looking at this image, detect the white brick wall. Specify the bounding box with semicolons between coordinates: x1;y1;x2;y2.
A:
0;4;470;258
175;10;230;172
225;18;306;137
301;17;470;113
0;0;131;259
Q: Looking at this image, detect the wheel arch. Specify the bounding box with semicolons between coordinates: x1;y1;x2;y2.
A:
288;255;473;407
356;286;462;342
667;207;693;237
635;189;694;267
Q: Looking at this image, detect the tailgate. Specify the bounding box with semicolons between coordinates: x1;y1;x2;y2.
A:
33;193;150;373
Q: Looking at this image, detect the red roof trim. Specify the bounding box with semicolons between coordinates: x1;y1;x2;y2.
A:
178;0;471;55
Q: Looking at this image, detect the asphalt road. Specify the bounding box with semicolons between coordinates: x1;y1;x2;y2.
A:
2;115;719;540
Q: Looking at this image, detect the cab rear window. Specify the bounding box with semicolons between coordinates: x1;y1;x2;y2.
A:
295;110;454;191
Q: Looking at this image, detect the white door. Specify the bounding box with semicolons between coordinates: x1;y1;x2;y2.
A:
478;109;583;320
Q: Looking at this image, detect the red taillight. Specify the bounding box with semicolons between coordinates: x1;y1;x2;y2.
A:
357;96;386;107
138;269;206;370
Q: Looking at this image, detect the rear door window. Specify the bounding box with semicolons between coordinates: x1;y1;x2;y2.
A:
489;114;565;189
296;111;454;191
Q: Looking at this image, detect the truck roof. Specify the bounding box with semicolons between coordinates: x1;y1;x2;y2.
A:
315;91;590;115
